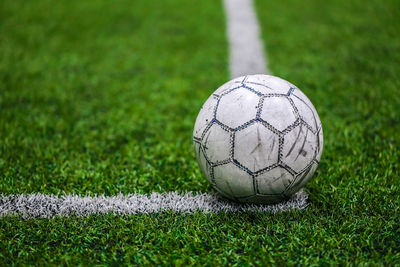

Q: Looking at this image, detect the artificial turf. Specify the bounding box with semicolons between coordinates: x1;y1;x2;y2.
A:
1;0;399;265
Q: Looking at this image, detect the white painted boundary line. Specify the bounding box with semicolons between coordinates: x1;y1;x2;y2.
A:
0;190;308;218
223;0;269;77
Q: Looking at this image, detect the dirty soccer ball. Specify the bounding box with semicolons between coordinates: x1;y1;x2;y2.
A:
193;74;323;204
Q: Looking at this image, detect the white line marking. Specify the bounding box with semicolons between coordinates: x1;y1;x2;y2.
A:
223;0;269;78
0;190;308;218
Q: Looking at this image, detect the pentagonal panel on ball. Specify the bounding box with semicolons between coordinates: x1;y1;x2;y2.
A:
284;161;318;196
260;96;297;132
202;124;231;164
290;93;319;133
193;141;212;183
213;163;254;198
193;96;218;139
245;74;294;95
234;123;279;173
255;167;294;195
216;87;259;129
282;124;317;173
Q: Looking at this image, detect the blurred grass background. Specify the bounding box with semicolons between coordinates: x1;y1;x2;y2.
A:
0;0;227;195
1;0;399;265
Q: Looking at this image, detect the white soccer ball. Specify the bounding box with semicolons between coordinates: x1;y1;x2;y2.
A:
193;74;323;204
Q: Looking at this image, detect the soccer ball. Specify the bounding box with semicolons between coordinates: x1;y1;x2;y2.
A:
193;74;323;204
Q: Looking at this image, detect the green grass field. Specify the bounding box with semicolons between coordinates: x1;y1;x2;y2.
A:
1;0;399;265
